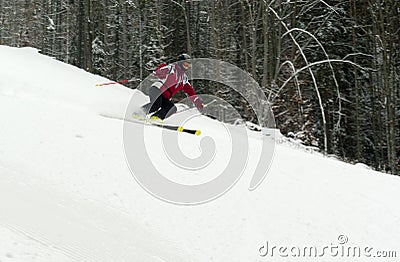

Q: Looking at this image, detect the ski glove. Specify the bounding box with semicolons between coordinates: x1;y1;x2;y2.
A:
194;96;204;110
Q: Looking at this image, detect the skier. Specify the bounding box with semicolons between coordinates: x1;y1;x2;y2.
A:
141;53;204;122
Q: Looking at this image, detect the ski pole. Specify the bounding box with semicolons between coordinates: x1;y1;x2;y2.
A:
204;99;217;108
96;79;133;86
175;99;217;115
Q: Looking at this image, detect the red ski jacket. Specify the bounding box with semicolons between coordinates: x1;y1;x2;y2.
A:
153;63;201;106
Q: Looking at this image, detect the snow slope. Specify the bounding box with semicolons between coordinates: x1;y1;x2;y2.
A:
0;46;399;262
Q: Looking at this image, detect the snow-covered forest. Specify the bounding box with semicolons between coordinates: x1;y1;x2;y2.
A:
1;0;398;174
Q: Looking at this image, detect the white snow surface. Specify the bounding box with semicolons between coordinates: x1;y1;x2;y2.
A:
0;46;399;261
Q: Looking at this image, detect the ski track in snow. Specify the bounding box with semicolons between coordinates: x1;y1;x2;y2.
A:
0;171;181;262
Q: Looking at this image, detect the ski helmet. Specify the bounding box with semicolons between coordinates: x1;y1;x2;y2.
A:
177;53;192;70
178;53;191;62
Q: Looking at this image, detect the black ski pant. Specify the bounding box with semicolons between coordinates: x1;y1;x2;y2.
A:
142;85;177;120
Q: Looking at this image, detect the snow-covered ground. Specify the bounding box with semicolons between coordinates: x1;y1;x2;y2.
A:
0;46;399;262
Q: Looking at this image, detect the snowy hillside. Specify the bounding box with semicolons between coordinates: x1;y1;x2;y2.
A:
0;46;399;262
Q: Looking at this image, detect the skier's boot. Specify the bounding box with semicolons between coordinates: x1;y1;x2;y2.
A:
132;112;146;121
149;115;163;124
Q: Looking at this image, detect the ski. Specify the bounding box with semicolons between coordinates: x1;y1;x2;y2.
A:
101;113;202;136
149;122;201;136
131;113;202;136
